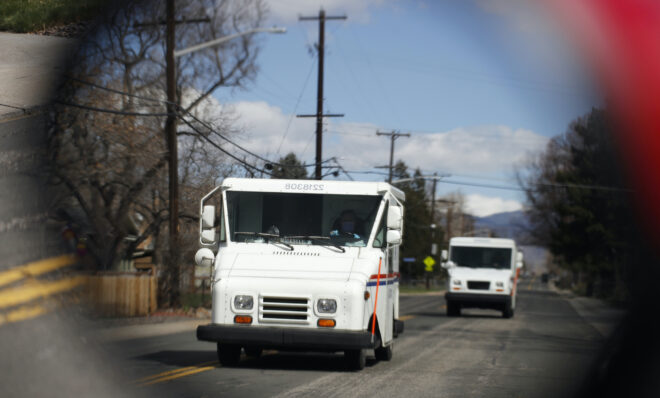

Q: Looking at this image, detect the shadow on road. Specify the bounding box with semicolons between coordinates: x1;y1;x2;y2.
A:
134;349;379;372
240;351;378;372
133;350;217;367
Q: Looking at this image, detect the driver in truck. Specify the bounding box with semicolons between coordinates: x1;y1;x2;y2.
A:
330;209;364;238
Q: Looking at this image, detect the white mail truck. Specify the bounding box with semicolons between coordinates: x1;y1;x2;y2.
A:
441;237;523;318
194;178;405;370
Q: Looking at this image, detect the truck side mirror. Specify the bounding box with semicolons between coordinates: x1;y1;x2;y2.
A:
202;205;215;228
386;230;402;245
441;260;455;269
200;205;217;245
516;261;523;269
201;228;216;244
441;249;448;261
387;206;403;230
195;248;215;267
517;252;523;262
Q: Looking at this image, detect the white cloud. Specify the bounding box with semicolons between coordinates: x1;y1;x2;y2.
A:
264;0;388;24
465;193;522;217
225;101;548;174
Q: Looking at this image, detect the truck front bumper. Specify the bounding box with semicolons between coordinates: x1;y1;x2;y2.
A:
445;292;511;310
197;324;376;351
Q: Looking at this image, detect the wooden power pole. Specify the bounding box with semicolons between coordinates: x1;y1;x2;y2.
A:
298;9;346;180
376;130;410;183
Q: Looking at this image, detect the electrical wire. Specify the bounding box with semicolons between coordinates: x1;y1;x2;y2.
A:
178;116;274;176
276;55;317;155
56;101;172;117
66;77;335;169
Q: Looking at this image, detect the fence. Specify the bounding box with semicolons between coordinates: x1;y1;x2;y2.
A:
86;271;157;317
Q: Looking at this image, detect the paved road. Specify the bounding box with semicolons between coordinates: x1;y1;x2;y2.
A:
0;32;76;119
0;113;64;269
0;114;133;398
101;279;620;398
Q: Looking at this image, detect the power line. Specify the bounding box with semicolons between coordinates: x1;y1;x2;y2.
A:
67;77;334;169
178;116;274;176
56;101;171;117
276;55;317;155
376;130;411;183
67;76;171;105
299;9;347;180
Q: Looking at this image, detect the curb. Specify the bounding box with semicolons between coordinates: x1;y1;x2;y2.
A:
400;290;446;297
96;318;210;342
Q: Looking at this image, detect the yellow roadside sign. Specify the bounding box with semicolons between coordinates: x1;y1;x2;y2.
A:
423;256;435;271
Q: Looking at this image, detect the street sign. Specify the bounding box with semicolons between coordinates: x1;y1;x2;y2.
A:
403;257;416;263
423;256;435;272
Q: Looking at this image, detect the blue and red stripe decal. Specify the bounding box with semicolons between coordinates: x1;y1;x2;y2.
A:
366;273;400;287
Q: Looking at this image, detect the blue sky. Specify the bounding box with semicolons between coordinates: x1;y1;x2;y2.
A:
211;0;601;216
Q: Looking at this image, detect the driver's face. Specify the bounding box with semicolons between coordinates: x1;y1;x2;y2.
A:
341;220;355;232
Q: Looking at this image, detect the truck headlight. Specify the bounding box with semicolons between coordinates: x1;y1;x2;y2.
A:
452;280;462;286
234;295;254;310
317;298;337;314
495;281;504;288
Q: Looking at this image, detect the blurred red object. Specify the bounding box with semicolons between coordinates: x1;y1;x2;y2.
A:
549;0;660;243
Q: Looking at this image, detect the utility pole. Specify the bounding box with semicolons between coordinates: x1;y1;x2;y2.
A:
376;130;410;183
298;9;346;180
164;0;180;306
142;1;208;305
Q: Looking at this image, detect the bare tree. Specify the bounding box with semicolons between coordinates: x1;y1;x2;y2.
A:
49;0;267;294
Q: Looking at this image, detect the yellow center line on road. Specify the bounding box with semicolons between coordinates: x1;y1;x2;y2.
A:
0;275;86;310
399;314;416;321
0;303;49;326
137;361;219;386
0;255;76;289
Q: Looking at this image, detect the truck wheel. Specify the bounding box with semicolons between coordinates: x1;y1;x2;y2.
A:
345;349;366;370
502;302;514;319
217;343;241;366
244;347;262;359
447;301;461;317
375;343;393;361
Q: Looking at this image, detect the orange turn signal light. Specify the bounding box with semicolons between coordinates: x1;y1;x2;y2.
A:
496;289;504;292
234;315;252;324
452;287;461;291
364;291;370;300
317;319;336;328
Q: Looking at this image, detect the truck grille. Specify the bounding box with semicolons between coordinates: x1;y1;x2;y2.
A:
467;281;490;290
259;296;310;324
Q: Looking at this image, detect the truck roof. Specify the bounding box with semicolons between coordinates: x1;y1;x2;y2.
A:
221;178;406;202
449;237;516;248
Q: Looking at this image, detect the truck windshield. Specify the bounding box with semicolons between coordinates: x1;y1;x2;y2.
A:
226;191;383;248
450;246;512;270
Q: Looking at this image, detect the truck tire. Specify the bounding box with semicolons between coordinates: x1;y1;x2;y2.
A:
447;301;461;317
375;343;393;361
244;347;263;359
345;349;366;370
502;302;514;319
217;343;241;366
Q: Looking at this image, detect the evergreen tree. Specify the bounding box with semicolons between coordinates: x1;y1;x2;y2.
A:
520;108;634;298
271;153;308;179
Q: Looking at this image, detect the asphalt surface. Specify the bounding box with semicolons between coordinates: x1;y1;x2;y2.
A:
0;113;64;268
0;98;134;398
0;32;77;119
100;278;621;398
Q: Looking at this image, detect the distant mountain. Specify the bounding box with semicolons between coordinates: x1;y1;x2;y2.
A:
473;210;530;240
472;210;549;273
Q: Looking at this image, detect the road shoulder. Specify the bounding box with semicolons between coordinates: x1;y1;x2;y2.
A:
549;282;625;338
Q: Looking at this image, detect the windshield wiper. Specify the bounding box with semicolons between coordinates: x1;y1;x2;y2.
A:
234;231;294;251
285;235;346;253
